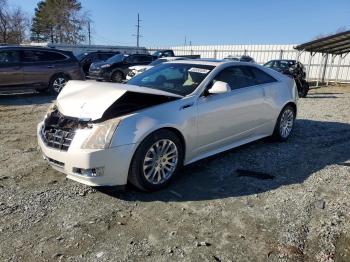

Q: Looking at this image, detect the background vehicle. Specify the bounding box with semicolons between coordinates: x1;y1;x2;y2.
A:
0;46;85;94
224;55;256;63
264;59;309;97
126;57;186;80
38;60;297;192
88;53;154;82
76;51;120;76
152;49;200;59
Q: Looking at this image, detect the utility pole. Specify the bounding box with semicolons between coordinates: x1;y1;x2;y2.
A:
184;36;187;46
88;21;91;45
136;13;141;47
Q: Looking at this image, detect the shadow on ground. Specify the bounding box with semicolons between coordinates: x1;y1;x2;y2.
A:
0;92;55;106
99;119;350;202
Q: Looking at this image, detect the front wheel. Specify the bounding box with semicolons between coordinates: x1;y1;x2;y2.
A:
128;130;184;192
111;71;124;83
272;105;295;141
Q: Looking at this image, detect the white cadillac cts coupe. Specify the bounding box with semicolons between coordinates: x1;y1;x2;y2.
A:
38;60;298;191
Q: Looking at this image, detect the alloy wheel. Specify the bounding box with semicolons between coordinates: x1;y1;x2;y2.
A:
279;108;294;138
142;139;178;184
52;77;67;93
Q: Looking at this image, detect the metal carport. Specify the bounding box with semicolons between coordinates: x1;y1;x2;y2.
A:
295;30;350;86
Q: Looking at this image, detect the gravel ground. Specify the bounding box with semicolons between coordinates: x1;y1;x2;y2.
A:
0;85;350;262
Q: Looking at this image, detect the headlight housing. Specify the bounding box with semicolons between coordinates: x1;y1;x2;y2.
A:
44;102;57;119
100;64;111;68
81;118;121;149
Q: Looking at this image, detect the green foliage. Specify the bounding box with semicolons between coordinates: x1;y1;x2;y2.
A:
30;0;89;44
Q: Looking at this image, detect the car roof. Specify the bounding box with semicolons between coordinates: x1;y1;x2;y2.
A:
168;59;259;67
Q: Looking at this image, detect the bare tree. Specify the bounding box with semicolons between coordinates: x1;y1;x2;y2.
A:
0;0;29;44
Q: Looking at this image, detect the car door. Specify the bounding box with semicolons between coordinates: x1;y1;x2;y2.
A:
195;66;267;155
0;49;23;88
82;53;100;74
21;50;56;86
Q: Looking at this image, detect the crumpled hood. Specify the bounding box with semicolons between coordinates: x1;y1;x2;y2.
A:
56;81;182;121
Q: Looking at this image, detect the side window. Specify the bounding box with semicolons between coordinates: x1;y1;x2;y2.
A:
140;55;152;63
45;51;67;61
99;53;114;60
0;50;20;64
213;66;258;90
21;50;66;62
248;67;277;84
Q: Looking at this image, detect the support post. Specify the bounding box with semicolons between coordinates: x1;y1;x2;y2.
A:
279;49;283;59
326;55;335;86
307;53;313;81
321;53;328;85
335;55;343;84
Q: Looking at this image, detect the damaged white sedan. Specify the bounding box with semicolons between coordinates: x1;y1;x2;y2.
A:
38;60;298;191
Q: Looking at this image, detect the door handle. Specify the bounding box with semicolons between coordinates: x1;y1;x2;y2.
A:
47;65;55;68
180;103;194;110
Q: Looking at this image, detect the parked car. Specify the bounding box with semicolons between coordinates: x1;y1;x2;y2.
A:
264;60;309;97
152;50;175;58
88;53;154;82
38;60;297;191
76;51;120;76
0;46;85;94
152;49;201;59
224;55;256;63
126;56;186;80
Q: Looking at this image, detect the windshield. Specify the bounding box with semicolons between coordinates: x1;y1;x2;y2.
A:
149;58;167;66
106;54;126;63
127;63;214;96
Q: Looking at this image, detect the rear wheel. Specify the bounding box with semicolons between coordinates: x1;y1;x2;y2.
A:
49;74;69;94
111;71;124;83
272;105;295;141
128;130;184;192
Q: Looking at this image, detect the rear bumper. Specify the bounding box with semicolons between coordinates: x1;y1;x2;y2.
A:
37;123;136;186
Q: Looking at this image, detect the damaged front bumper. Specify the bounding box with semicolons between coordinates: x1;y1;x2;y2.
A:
37;122;135;187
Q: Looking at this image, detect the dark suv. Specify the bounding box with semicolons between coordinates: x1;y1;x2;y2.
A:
88;53;154;82
0;46;85;94
76;51;120;76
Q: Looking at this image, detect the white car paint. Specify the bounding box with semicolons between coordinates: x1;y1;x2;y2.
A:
57;80;181;121
38;60;297;187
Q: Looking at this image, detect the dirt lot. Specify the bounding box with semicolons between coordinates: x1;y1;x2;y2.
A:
0;86;350;262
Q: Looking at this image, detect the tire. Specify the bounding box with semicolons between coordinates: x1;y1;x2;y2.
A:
128;129;184;192
111;71;124;83
49;74;69;94
298;82;309;98
272;105;295;142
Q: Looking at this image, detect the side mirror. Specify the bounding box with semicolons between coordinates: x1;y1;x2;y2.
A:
208;81;231;94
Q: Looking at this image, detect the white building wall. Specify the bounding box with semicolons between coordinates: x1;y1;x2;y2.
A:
149;45;350;83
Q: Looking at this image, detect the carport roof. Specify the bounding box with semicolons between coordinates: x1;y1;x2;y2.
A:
295;30;350;55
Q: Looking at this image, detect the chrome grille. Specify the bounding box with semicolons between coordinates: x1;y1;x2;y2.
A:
41;125;75;151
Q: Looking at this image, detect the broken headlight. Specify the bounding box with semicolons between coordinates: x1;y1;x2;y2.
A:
44;102;57;119
81;118;121;149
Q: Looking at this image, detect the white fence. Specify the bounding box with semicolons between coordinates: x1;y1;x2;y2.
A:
149;45;350;84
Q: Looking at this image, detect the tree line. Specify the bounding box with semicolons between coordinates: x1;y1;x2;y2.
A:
0;0;90;45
